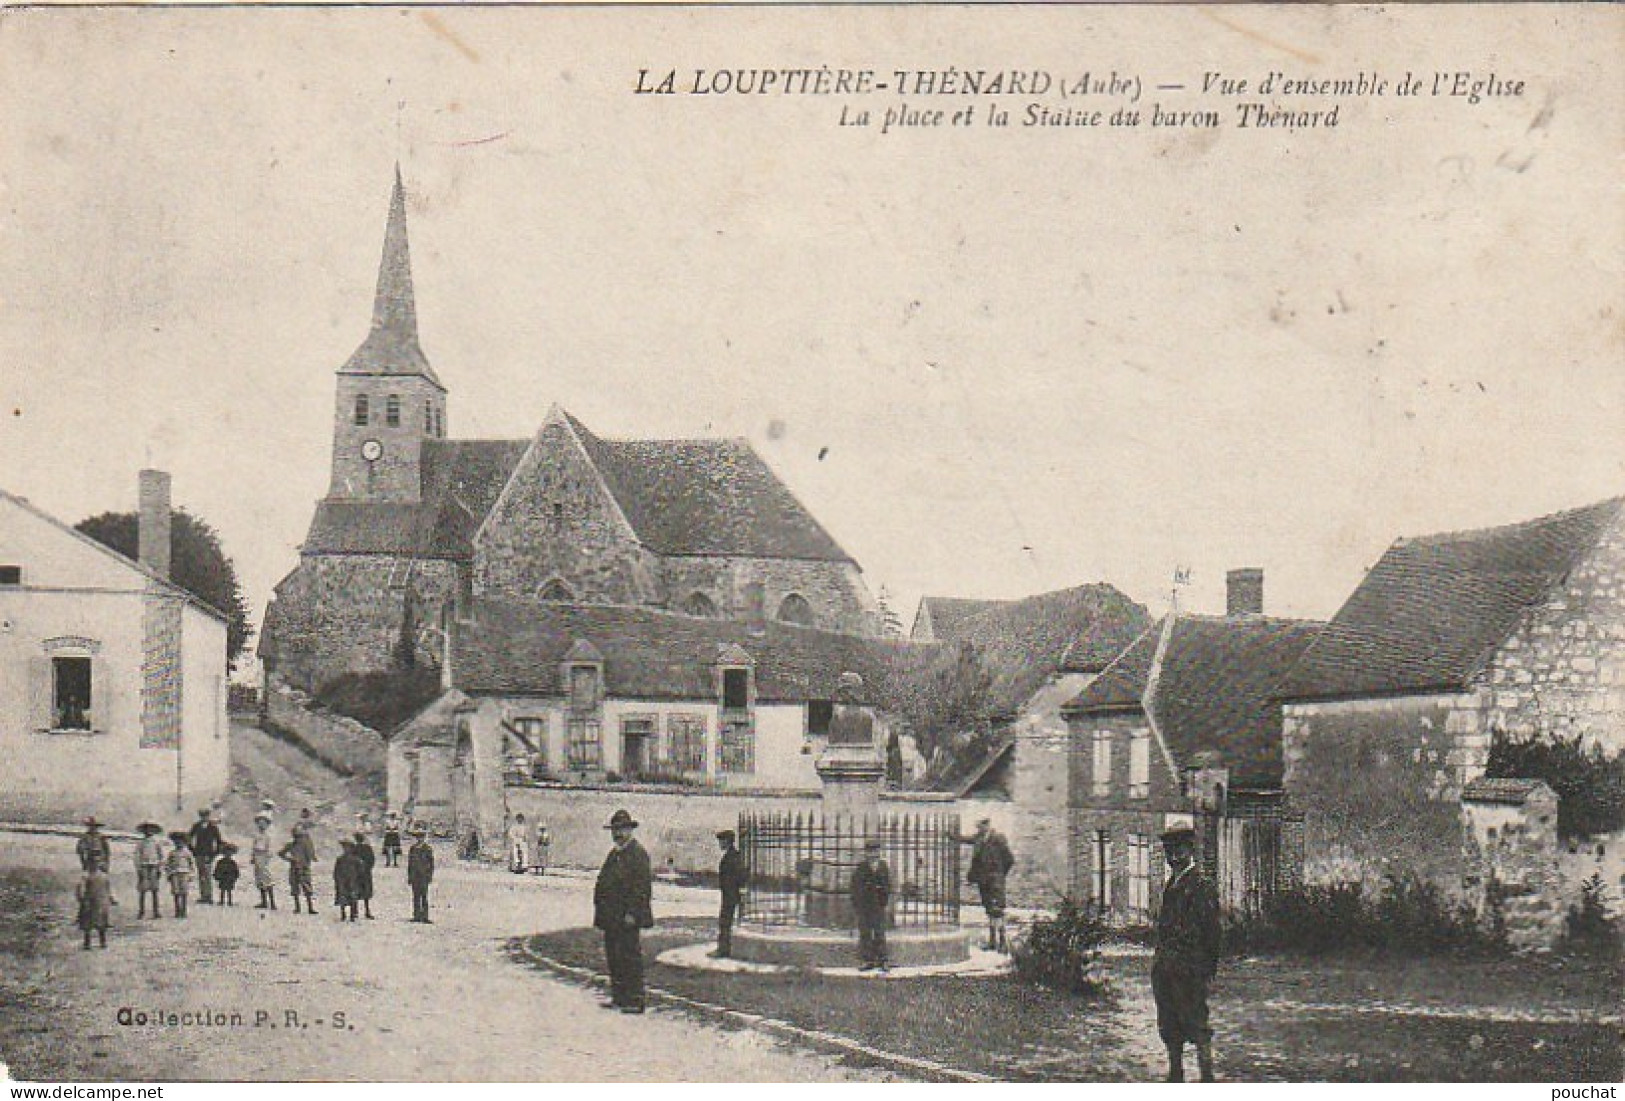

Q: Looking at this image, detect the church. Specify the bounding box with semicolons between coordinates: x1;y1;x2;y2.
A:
260;170;885;697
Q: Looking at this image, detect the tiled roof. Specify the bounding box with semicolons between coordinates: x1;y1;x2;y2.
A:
1461;777;1555;806
452;598;924;704
937;584;1152;716
1065;614;1324;790
914;596;1012;641
566;413;852;562
1280;496;1624;700
418;439;532;557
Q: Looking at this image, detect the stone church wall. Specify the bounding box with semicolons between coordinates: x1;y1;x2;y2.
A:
660;556;880;635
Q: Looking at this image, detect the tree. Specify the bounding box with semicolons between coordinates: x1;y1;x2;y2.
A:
76;509;253;670
875;585;906;639
887;639;996;768
1486;728;1625;840
885;729;905;789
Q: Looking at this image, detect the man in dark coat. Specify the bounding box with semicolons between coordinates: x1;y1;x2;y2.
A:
76;817;111;873
593;809;654;1012
850;838;891;971
713;829;747;959
187;808;221;904
967;818;1015;952
406;825;435;923
1151;826;1222;1083
352;831;376;919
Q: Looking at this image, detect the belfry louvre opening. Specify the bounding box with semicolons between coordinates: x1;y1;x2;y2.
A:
737;810;962;930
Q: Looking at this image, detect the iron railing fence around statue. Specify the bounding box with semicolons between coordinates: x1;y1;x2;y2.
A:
737;809;961;929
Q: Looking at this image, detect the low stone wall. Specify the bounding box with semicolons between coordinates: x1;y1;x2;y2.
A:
503;782;961;881
263;679;386;779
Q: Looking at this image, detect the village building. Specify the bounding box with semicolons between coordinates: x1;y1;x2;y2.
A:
389;597;919;872
918;584;1151;906
1277;496;1625;940
259;169;884;700
0;472;230;826
1062;570;1321;924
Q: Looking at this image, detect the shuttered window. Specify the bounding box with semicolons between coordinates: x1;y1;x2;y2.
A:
1092;731;1112;797
1129;731;1151;799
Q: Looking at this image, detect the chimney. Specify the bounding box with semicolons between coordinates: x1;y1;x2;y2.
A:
138;470;172;580
1226;567;1263;616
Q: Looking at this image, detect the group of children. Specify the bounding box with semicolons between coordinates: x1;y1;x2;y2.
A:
73;807;436;948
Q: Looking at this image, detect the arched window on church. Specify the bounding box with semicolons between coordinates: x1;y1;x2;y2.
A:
354;394;370;426
539;578;575;603
776;593;815;627
386;394;401;427
425;399;433;434
681;592;718;618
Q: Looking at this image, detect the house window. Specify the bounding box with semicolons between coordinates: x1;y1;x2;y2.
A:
512;716;548;777
1129;732;1151;799
776;593;814;627
539;578;574;603
1092;731;1112;797
1128;834;1151;918
720;719;755;774
621;715;656;780
53;656;92;731
807;700;834;738
722;668;750;713
568;665;599;715
424;400;434;433
666;714;706;774
1093;830;1112;913
680;592;718;618
566;718;602;771
386;394;401;426
354;394;370;425
0;565;21;586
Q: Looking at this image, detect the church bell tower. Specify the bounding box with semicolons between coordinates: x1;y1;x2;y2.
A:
328;166;447;503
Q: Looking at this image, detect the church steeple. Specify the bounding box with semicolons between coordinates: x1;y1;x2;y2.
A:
339;165;443;389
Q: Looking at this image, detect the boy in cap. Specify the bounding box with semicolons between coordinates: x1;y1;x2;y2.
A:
279;822;318;914
712;829;747;959
164;832;194;919
967;817;1015;952
133;822;165;919
850;838;892;972
406;824;435;923
593;809;654;1012
381;811;403;868
213;842;240;907
1151;826;1221;1082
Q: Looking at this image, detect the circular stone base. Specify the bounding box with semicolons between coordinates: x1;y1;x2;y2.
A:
657;940;1009;979
731;924;971;968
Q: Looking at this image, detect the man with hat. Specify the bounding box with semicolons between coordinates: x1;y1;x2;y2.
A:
76;816;111;873
593;809;654;1012
406;823;435;923
850;837;892;972
1151;825;1221;1083
188;807;222;904
712;828;747;959
967;817;1015;953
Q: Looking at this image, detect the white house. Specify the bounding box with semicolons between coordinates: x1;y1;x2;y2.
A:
0;472;230;826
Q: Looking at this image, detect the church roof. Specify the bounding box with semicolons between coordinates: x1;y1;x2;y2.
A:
452;598;918;703
339;167;443;389
1279;495;1623;701
1064;613;1323;790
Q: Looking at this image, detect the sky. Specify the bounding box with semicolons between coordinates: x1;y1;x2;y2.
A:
1;5;1620;666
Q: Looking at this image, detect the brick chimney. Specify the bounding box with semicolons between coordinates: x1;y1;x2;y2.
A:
1226;567;1263;616
138;470;172;580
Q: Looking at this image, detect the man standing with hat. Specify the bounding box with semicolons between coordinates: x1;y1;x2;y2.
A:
967;817;1015;953
850;837;892;972
188;807;222;905
712;828;747;959
406;823;435;923
76;817;111;873
593;809;654;1012
1151;825;1221;1082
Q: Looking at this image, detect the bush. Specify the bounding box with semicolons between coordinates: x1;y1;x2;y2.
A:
1225;874;1501;957
1561;874;1622;959
1011;895;1109;996
314;668;442;733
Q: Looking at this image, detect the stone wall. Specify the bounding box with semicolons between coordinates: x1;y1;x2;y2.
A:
474;417;661;606
262;555;460;692
1477;508;1625;753
1461;788;1566;950
264;677;386;778
327;375;439;502
659;555;881;636
1282;692;1485;889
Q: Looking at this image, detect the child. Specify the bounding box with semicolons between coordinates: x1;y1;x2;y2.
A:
407;825;434;923
333;839;362;922
133;821;165;919
352;831;376;919
279;822;318;914
165;832;194;919
381;812;402;868
76;856;115;949
251;812;277;910
213;842;240;907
